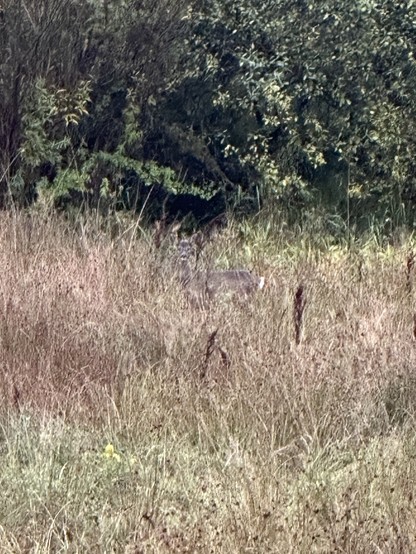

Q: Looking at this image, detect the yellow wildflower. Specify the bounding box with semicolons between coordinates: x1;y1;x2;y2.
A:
103;443;121;462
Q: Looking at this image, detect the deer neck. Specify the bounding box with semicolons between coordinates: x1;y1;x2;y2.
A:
180;256;192;286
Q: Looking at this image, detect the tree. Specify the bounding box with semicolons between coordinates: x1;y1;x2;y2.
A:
0;0;92;204
158;0;416;227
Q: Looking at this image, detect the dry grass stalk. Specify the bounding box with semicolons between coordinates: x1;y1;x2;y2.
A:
406;251;415;293
199;327;231;382
201;328;219;379
217;344;231;370
294;283;306;345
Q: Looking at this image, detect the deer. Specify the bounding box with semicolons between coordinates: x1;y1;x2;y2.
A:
178;238;264;307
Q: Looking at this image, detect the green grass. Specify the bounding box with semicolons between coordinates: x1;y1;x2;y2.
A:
0;211;416;552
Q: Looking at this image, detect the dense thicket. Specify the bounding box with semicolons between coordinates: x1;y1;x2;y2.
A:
1;0;416;231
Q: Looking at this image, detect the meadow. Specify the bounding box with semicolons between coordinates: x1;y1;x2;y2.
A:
0;212;415;553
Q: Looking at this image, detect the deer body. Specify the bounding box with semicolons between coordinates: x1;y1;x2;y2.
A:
178;239;264;306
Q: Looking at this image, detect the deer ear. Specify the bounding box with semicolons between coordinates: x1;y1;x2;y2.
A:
189;231;205;261
171;222;182;238
169;222;182;248
154;219;182;249
193;230;205;249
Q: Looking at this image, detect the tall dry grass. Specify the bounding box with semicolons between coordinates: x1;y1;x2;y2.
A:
0;212;415;553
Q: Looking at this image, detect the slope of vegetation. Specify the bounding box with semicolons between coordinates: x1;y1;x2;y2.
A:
0;212;415;552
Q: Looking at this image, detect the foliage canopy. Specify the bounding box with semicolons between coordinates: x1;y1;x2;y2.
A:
1;0;416;231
